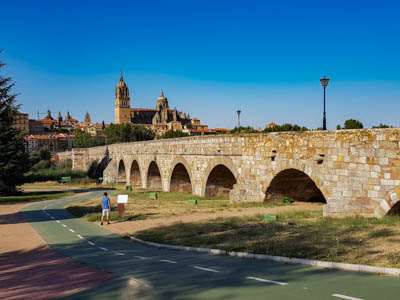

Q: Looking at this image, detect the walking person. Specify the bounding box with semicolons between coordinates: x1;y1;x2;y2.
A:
101;192;111;225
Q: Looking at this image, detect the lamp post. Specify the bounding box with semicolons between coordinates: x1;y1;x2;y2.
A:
320;76;330;130
236;110;241;133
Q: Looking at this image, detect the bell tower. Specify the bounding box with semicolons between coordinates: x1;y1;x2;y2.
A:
115;73;131;124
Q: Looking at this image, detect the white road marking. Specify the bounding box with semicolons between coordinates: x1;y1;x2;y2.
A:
88;241;95;246
69;229;75;233
56;220;60;223
134;256;149;260
77;235;84;239
99;247;109;251
192;266;220;273
332;294;364;300
115;252;126;256
246;276;288;286
62;224;67;228
160;259;177;264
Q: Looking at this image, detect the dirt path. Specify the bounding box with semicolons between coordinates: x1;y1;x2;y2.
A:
0;197;115;300
106;202;323;235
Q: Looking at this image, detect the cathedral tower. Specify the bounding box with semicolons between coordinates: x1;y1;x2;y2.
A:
115;73;131;124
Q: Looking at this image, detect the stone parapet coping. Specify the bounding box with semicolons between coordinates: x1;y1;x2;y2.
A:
129;236;400;277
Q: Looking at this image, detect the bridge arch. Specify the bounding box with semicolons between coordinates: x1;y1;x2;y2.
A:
117;159;127;184
146;161;162;190
168;157;193;193
130;159;142;186
202;157;238;197
265;168;326;203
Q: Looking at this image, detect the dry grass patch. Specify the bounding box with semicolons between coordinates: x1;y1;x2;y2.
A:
134;210;400;268
66;186;292;223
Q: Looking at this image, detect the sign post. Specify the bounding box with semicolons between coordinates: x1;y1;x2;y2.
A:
117;195;128;216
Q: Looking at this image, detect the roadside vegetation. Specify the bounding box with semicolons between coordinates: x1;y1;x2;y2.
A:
134;210;400;268
0;190;73;203
24;149;92;184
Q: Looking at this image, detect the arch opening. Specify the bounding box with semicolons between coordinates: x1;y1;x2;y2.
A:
387;201;400;216
170;163;192;193
118;160;126;183
147;161;162;190
205;164;237;196
130;160;141;186
265;169;326;203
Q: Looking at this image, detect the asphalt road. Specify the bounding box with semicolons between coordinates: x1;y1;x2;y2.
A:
21;191;400;300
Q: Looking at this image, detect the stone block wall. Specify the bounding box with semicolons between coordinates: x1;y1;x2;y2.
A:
67;128;400;218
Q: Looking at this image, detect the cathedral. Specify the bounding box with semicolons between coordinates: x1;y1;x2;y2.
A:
114;74;208;134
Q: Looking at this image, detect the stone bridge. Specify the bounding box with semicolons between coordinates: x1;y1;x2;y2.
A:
60;129;400;218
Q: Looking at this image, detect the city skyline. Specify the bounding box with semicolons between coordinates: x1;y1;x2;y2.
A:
2;0;400;129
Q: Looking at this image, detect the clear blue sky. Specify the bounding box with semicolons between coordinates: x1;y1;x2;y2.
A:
1;0;400;129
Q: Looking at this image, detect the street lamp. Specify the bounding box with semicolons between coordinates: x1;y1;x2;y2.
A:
320;76;330;130
236;110;241;133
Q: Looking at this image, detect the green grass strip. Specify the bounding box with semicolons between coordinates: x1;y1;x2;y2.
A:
0;191;74;203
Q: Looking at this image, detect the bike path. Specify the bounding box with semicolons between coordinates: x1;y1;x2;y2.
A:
21;191;400;300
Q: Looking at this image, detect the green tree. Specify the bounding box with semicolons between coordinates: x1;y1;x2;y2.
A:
343;119;363;129
231;126;259;134
161;130;189;139
336;124;342;130
0;52;30;195
372;123;391;128
73;130;105;148
263;123;308;133
104;124;155;144
39;146;51;161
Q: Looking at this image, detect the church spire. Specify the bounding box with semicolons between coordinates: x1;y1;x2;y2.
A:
160;89;164;97
120;72;123;82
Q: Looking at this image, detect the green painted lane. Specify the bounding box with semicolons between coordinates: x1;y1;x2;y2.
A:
21;191;400;300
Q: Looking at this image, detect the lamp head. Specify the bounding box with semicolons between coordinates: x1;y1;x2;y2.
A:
320;76;330;87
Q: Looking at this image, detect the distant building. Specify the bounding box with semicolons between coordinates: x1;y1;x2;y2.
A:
266;122;278;128
189;128;216;136
63;111;79;126
12;112;29;134
25;134;74;153
114;74;208;135
28;119;44;134
214;128;231;134
84;112;91;123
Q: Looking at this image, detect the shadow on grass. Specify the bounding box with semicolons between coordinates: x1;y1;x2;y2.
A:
133;212;400;268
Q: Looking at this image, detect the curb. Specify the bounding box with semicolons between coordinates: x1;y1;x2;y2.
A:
129;236;400;277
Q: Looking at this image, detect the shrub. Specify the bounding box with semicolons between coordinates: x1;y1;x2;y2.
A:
25;168;87;183
283;196;293;204
56;159;72;170
31;160;52;171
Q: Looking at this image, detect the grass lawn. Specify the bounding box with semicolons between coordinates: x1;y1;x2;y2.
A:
134;210;400;268
0;191;74;203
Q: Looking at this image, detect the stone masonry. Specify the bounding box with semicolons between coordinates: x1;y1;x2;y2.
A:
59;129;400;219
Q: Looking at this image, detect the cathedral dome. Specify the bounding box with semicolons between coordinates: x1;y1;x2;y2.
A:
156;89;169;110
157;89;167;100
116;73;129;98
117;74;127;87
84;112;91;123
